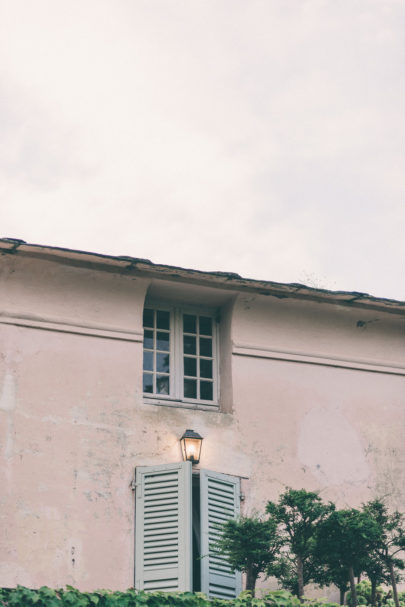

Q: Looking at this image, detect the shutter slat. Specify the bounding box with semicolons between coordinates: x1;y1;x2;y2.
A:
144;502;178;511
135;462;192;592
200;469;242;599
144;522;179;528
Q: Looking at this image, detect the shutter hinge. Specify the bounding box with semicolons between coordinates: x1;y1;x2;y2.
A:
131;480;142;497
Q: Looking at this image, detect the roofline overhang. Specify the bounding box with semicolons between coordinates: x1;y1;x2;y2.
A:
1;238;404;315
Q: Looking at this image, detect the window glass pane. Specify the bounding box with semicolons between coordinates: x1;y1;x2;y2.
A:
143;351;153;371
156;353;170;373
200;381;213;401
156;375;170;395
143;308;154;328
184;357;197;377
199;316;212;336
144;330;153;350
143;306;216;403
184;335;196;355
200;358;212;379
156;310;170;330
200;337;212;357
184;378;197;399
156;331;170;351
143;373;153;393
183;314;197;334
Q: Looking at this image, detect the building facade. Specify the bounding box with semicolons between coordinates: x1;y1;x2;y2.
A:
1;239;404;594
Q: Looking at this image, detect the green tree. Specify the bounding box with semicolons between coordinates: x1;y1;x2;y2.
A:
266;488;334;599
311;555;350;605
363;499;405;607
315;508;380;607
215;513;282;596
361;555;390;607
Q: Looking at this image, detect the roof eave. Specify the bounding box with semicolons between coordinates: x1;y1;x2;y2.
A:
1;239;404;315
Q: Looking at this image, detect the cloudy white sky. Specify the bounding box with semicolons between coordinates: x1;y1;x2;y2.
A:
1;1;404;300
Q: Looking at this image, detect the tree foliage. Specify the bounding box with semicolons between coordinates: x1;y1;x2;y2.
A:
362;500;405;607
215;492;405;606
215;514;282;595
266;488;334;599
0;586;340;607
314;508;381;607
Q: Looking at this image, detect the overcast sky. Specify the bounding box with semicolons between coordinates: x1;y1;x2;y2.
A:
1;1;404;300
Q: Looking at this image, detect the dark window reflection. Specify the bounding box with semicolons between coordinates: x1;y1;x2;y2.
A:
156;310;170;330
143;309;154;328
143;373;153;393
184;357;197;377
184;379;197;399
200;359;212;378
199;316;212;336
200;381;213;401
184;335;196;355
143;330;153;349
157;331;170;351
200;337;212;357
183;314;197;334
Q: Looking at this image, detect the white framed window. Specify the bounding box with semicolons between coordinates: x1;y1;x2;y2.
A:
142;304;219;407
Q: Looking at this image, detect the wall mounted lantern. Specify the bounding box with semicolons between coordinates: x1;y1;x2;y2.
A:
180;429;203;464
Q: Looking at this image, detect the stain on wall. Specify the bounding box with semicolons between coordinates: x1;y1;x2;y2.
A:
298;405;370;487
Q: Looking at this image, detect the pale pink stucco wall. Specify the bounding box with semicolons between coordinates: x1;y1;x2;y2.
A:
0;254;404;591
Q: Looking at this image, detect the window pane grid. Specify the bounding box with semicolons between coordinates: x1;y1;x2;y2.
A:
143;306;216;405
182;313;213;402
143;309;171;396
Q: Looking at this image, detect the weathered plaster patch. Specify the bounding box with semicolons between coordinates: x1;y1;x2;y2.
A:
0;372;16;412
298;406;370;486
0;372;16;462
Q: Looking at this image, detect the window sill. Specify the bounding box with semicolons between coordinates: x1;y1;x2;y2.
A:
143;395;219;411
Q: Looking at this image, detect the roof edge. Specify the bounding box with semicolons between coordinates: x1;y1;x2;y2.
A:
1;238;404;314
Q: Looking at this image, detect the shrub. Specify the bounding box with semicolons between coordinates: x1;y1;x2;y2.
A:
0;587;341;607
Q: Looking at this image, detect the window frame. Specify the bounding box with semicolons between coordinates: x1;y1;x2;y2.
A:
142;301;220;409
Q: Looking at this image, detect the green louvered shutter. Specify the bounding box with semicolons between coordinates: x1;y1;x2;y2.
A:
135;462;192;592
200;469;242;599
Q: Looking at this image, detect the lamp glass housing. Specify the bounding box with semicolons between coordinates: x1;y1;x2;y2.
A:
180;429;203;464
